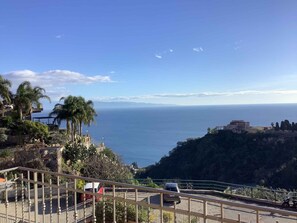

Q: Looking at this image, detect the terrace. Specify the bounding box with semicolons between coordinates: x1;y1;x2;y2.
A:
0;167;297;223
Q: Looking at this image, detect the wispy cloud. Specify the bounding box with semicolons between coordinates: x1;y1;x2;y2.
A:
154;48;173;59
55;34;64;39
233;40;242;50
193;47;204;53
155;54;162;59
94;90;297;102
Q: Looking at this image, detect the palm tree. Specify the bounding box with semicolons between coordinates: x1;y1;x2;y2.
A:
14;81;50;120
82;99;97;134
0;75;12;116
50;96;75;136
75;97;97;136
50;95;97;140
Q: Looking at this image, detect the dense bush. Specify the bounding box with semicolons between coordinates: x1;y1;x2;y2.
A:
0;128;7;143
45;131;68;146
0;149;12;158
81;149;133;181
8;120;48;143
62;142;97;166
224;186;288;202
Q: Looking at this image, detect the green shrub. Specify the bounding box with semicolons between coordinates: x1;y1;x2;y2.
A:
45;131;68;145
163;212;173;223
143;177;159;188
0;149;12;158
96;200;148;223
0;128;7;143
224;186;288;202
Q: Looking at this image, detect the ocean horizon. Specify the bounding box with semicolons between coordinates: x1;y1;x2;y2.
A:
39;103;297;167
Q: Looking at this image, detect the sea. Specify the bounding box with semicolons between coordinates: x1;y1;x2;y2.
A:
38;104;297;167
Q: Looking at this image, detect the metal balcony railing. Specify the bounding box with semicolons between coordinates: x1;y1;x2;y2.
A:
0;167;297;223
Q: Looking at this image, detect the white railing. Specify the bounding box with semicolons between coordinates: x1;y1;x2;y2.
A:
0;167;297;223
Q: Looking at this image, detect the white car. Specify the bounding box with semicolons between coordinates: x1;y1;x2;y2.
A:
163;183;181;204
81;182;104;202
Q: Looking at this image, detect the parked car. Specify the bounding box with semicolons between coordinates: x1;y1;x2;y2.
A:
81;182;104;202
282;192;297;208
163;183;181;204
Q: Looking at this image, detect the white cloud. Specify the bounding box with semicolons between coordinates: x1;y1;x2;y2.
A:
193;47;204;53
5;69;112;85
155;54;162;59
169;49;173;53
3;69;113;99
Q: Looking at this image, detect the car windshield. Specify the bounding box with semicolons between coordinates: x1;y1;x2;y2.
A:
166;186;178;192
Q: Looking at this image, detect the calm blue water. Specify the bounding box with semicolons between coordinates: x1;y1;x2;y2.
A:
39;104;297;167
82;104;297;167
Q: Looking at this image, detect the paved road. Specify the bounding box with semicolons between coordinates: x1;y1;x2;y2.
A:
1;191;297;223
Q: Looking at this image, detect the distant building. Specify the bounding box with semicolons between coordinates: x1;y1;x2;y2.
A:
224;120;250;133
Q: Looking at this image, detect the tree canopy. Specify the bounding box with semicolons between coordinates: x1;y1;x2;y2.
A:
0;75;11;105
13;81;50;120
138;130;297;189
50;95;97;140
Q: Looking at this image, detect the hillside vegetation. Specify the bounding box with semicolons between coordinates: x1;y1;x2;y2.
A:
139;130;297;189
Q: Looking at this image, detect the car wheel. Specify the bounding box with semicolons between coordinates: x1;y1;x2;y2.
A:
282;202;290;208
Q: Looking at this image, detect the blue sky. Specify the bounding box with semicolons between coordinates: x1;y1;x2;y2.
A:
1;0;297;108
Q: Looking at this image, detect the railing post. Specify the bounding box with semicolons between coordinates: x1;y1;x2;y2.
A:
124;192;127;223
5;172;8;223
188;197;191;223
27;170;31;223
50;178;53;223
93;182;97;223
203;200;207;223
34;171;38;222
113;184;116;223
147;195;151;223
83;185;86;223
135;188;139;223
103;186;106;223
256;210;259;223
66;182;69;223
21;173;25;222
42;173;46;223
160;193;163;223
74;178;78;223
238;214;241;222
220;203;224;223
14;174;18;223
174;200;177;223
57;175;61;223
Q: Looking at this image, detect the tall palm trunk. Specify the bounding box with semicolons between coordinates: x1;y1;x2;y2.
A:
79;120;83;136
18;108;23;120
66;119;71;135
